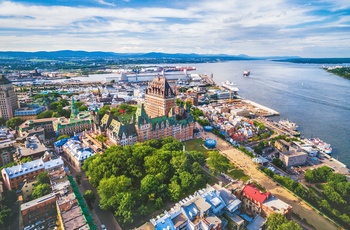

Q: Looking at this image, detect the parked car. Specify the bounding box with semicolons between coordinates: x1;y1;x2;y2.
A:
101;224;107;230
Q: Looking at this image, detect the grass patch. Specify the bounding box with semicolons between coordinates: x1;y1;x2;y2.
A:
227;169;250;182
184;138;208;156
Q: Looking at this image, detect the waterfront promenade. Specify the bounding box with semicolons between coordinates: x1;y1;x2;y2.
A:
199;130;340;230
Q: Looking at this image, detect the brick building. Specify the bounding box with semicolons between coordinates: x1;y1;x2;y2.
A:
145;76;176;118
1;157;64;190
21;193;57;227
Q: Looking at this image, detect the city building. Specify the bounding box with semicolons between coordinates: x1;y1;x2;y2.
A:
18;118;57;144
52;98;93;137
1;157;64;190
145;76;176;118
16;135;48;160
62;139;95;171
279;147;308;167
21;193;57;227
0;139;15;167
274;140;291;152
0;75;18;119
241;184;292;218
14;104;46;120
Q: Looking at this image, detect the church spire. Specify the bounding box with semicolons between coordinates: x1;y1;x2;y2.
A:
70;97;79;119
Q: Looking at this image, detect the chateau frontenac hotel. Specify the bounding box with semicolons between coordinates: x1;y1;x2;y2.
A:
97;76;195;146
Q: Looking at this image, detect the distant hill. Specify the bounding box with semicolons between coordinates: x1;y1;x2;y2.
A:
274;58;350;64
0;50;258;60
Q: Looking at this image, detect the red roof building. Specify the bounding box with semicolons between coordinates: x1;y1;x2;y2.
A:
241;184;292;218
242;184;271;206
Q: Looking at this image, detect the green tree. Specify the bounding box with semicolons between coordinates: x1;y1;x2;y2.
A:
266;212;302;230
78;105;88;111
96;134;107;143
207;151;230;175
37;172;50;185
0;208;15;228
83;190;96;207
36;110;53;119
32;183;51;199
98;105;110;117
115;192;135;223
57;134;70;141
20;157;32;163
5;117;23;129
272;158;284;169
168;180;182;201
140;174;160;198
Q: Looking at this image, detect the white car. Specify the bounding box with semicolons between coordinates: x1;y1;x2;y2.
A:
101;224;107;230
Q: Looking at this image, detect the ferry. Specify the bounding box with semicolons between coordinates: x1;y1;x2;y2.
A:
279;119;298;131
221;80;239;92
243;70;250;77
309;138;332;154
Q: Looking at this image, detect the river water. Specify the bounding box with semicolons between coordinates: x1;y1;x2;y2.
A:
80;60;350;166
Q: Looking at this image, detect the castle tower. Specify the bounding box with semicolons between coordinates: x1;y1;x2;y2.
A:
0;75;18;120
145;76;175;118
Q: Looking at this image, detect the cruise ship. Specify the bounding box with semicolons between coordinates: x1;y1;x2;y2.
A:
279;119;298;131
221;80;239;93
310;138;333;154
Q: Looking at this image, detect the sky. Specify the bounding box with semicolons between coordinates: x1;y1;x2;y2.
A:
0;0;349;57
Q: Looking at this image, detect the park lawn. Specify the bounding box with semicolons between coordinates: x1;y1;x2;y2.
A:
227;168;250;182
184;138;208;156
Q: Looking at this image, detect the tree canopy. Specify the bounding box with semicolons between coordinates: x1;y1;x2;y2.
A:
83;137;209;224
5;117;23;129
266;213;302;230
32;183;51;199
207;151;231;175
37;172;50;185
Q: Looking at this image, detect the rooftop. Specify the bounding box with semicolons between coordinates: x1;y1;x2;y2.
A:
2;157;64;179
20;193;56;211
17;136;48;157
63;139;94;161
61;206;89;230
242;184;271;205
263;196;292;214
281;147;308;157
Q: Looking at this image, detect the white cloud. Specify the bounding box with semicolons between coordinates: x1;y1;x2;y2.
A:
0;0;349;57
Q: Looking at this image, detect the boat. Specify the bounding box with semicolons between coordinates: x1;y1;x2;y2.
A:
243;70;250;76
279;119;298;131
221;80;239;92
310;138;332;154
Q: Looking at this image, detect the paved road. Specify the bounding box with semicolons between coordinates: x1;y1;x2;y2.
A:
200;131;340;230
